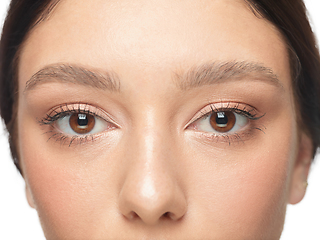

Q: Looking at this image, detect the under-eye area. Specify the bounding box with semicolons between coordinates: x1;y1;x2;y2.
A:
1;0;318;238
186;102;266;144
38;102;118;146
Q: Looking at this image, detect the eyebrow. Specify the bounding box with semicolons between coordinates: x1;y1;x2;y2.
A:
25;61;282;93
175;61;284;91
24;64;121;92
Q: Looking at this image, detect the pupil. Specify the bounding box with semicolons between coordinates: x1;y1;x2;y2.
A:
216;112;228;125
77;114;88;126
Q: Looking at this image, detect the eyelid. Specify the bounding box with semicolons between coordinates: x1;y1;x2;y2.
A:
43;102;120;128
38;103;120;146
185;102;262;129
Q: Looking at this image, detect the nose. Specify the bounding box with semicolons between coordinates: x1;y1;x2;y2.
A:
118;127;187;225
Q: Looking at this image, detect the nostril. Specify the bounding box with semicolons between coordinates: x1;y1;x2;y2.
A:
126;211;181;222
162;212;170;218
118;164;188;225
126;211;139;220
161;212;181;221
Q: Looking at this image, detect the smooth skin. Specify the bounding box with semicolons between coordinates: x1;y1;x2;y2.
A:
17;0;312;239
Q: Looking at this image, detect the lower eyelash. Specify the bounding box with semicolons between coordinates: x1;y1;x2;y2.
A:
254;125;267;134
43;127;103;147
195;123;267;145
39;103;110;146
186;102;266;145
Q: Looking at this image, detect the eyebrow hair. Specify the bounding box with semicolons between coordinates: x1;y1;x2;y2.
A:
25;61;281;93
24;64;121;92
175;61;284;91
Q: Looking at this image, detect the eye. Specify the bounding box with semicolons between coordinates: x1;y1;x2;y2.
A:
185;102;265;144
190;110;248;134
56;112;112;135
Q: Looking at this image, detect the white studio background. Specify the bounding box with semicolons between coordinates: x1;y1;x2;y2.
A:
0;1;320;239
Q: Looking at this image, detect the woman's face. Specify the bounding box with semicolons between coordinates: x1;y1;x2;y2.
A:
17;0;312;239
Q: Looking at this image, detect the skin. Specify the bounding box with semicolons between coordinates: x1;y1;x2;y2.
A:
17;0;312;239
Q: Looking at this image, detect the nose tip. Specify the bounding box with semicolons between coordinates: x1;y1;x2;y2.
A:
119;173;187;225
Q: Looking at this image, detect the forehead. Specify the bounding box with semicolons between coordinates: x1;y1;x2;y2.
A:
19;0;290;90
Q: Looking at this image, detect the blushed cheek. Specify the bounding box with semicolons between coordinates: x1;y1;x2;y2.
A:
234;152;290;236
247;145;295;236
18;125;114;238
20;147;89;237
195;150;292;239
187;119;298;238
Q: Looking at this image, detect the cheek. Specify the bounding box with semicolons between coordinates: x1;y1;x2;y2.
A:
18;116;120;237
20;145;93;236
188;117;298;238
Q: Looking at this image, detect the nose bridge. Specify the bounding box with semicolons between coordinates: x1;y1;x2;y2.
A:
131;106;173;172
118;108;187;225
134;127;164;205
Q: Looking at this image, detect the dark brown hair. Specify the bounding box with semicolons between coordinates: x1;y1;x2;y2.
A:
1;0;320;174
0;0;60;173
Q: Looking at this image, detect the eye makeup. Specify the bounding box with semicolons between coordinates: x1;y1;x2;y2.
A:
38;103;118;146
38;101;265;147
186;102;266;145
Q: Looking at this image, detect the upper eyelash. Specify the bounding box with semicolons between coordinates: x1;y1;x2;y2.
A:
39;102;264;147
190;102;265;125
39;103;103;126
38;103;114;146
186;102;266;145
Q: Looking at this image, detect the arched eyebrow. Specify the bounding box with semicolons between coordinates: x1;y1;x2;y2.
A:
24;64;121;92
24;61;283;93
174;61;284;91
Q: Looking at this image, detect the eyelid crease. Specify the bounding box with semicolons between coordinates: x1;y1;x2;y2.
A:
39;103;120;147
39;102;119;128
185;102;264;129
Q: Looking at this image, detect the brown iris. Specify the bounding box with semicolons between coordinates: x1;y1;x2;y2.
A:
210;111;236;133
69;113;95;134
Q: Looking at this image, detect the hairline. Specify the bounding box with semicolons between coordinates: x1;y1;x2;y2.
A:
8;0;63;174
8;0;305;174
